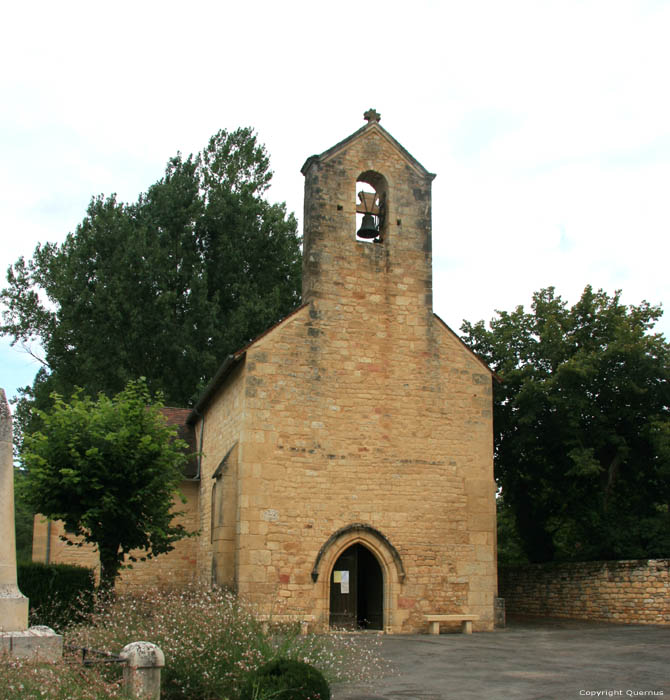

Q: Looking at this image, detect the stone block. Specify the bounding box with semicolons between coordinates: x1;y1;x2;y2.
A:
1;626;63;662
0;590;29;632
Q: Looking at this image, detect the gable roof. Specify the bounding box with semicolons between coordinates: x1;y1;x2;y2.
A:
159;407;199;478
433;313;499;381
186;304;309;424
301;120;436;181
187;307;496;429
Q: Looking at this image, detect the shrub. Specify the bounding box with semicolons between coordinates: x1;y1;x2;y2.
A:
68;585;268;698
1;584;389;699
0;657;123;700
65;586;389;700
18;561;95;631
241;658;331;700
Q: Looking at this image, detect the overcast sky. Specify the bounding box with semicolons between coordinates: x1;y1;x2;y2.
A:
2;0;669;405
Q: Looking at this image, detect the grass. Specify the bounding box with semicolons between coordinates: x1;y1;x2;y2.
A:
0;586;391;700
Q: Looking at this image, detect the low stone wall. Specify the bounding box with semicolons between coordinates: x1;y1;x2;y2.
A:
499;559;670;625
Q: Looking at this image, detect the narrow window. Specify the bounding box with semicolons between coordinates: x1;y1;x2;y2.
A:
210;481;217;543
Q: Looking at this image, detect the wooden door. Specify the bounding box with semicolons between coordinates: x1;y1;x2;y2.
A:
357;545;383;629
329;544;383;630
329;546;358;629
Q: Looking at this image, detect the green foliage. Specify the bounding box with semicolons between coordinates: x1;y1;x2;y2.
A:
17;561;95;631
462;286;670;563
241;658;331;700
63;586;386;700
0;586;387;699
496;497;529;567
1;127;302;446
0;659;125;700
18;379;195;588
13;468;35;563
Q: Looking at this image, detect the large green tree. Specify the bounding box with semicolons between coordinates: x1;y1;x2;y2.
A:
19;379;194;589
1;127;301;434
462;286;670;563
13;469;35;563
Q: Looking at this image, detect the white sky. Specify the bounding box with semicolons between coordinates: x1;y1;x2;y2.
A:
2;0;669;405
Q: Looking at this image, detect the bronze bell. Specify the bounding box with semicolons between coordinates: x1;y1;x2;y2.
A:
357;213;378;239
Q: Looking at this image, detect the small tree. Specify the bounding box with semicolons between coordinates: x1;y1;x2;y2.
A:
20;379;195;588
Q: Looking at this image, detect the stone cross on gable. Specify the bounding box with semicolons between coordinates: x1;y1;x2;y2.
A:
364;108;381;124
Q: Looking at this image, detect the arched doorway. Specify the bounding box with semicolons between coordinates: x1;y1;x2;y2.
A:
329;543;383;630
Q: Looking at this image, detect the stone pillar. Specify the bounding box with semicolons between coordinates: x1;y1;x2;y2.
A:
120;641;165;699
0;388;29;633
0;388;62;661
495;596;506;628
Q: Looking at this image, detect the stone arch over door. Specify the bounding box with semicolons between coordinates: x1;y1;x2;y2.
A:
311;524;405;632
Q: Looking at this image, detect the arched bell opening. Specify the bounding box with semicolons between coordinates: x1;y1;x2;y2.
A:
355;170;387;243
329;543;384;630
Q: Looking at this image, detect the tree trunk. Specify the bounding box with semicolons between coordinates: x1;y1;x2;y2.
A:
514;496;556;563
98;544;121;591
603;453;622;512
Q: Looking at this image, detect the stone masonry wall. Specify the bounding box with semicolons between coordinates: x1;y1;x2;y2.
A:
197;121;498;633
499;559;670;625
230;309;496;633
32;480;200;590
194;361;245;588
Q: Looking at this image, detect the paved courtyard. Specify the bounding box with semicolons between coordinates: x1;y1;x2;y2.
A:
332;617;670;699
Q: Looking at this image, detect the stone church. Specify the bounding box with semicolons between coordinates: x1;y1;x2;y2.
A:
33;111;497;633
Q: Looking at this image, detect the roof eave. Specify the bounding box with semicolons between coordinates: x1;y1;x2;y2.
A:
186;353;245;425
433;313;500;381
186;304;310;424
301;122;436;181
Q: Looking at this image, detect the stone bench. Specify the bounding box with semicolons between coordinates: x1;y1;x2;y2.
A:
425;614;479;635
256;614;315;635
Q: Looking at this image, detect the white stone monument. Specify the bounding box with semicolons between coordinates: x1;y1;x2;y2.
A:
0;388;62;661
0;387;28;631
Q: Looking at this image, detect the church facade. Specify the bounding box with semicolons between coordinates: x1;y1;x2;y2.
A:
33;112;497;633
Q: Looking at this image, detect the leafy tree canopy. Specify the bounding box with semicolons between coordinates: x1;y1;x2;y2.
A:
2;127;301;440
13;469;35;563
462;286;670;563
19;379;194;588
